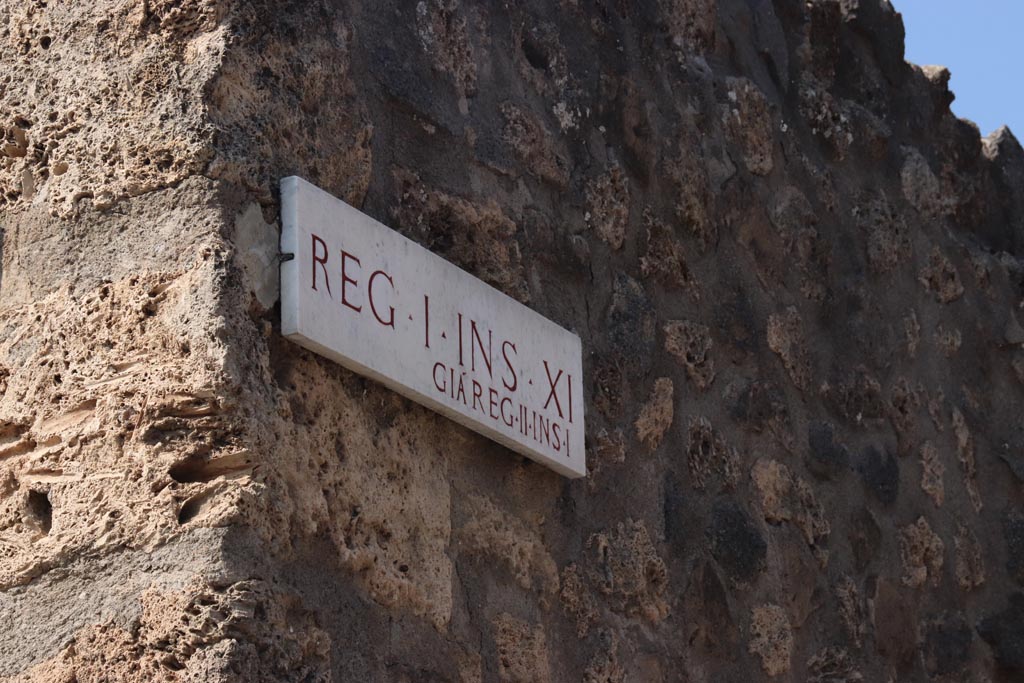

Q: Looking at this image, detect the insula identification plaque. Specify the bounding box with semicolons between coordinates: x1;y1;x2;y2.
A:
280;177;586;478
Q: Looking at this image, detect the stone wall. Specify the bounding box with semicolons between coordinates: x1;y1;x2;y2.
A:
2;0;1023;681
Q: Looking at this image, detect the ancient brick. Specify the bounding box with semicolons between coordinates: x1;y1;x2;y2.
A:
978;593;1024;672
707;499;767;584
748;604;793;676
806;421;850;480
635;378;674;450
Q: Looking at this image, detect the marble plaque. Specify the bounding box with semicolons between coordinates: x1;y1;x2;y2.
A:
280;177;585;478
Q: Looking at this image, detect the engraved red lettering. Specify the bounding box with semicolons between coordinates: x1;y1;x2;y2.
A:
471;320;493;378
368;270;395;328
458;313;465;367
471;380;484;412
542;361;565;418
423;295;430;349
488;388;499;420
501;341;518;392
311;234;330;294
433;362;446;393
500;397;514;427
340;250;362;312
455;373;467;404
567;374;574;423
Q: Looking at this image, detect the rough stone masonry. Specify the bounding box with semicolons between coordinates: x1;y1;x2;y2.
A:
1;0;1023;681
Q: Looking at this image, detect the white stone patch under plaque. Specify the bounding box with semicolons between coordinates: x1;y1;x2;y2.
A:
280;177;585;478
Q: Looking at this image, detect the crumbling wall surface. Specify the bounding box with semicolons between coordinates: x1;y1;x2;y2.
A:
0;1;308;680
3;0;1024;681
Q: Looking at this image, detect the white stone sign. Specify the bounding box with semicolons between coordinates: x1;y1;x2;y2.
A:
280;177;586;478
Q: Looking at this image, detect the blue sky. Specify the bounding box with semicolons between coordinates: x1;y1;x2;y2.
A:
894;0;1023;138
